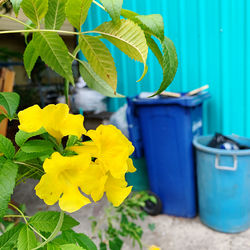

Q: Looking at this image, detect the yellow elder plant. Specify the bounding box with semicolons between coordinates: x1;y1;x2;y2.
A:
0;0;178;249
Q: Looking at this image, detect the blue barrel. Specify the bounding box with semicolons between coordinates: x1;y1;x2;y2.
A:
193;135;250;233
132;92;210;217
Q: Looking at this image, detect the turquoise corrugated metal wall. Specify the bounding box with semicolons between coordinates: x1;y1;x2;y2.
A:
81;0;250;136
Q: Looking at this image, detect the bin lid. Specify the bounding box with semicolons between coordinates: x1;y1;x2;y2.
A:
132;91;210;107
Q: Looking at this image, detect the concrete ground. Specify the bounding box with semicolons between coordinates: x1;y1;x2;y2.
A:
13;179;250;250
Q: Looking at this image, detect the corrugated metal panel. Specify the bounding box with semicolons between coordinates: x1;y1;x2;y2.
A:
81;0;250;136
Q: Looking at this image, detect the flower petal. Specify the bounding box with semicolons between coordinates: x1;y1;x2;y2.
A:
18;105;43;132
59;186;91;213
105;175;132;207
35;174;62;206
127;158;136;173
60;114;86;139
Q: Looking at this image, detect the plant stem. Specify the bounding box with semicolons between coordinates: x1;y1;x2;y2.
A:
0;14;33;29
8;203;47;241
32;210;64;250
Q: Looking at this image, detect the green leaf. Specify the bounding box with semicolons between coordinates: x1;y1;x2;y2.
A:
151;37;178;96
29;211;80;233
54;230;97;250
15;149;53;162
10;0;23;16
65;0;92;30
0;92;20;118
17;225;37;250
0;223;24;249
94;19;148;82
33;32;74;83
100;242;107;250
23;39;39;78
0;161;18;218
109;237;123;250
79;35;117;91
60;244;85;250
0;135;15;159
0;114;6;123
21;0;48;25
145;35;163;67
21;140;54;153
15;128;46;147
46;243;61;250
148;223;155;231
100;0;123;23
79;61;123;97
45;0;67;30
66;135;78;147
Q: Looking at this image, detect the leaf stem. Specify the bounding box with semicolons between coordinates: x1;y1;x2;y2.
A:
8;203;47;241
14;161;44;174
4;214;31;219
93;0;105;10
32;210;64;250
0;14;33;29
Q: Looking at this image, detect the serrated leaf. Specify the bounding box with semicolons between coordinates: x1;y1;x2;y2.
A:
79;61;123;97
121;10;164;40
151;37;178;96
33;32;74;83
0;223;24;249
59;230;97;250
94;19;148;82
15;128;46;147
100;0;123;23
0;92;20;118
17;225;37;250
21;140;54;153
60;244;85;250
45;0;67;30
10;0;23;16
0;135;15;159
29;211;80;233
79;35;117;91
65;0;92;30
21;0;48;25
132;14;164;41
23;40;39;78
0;161;18;218
145;35;163;67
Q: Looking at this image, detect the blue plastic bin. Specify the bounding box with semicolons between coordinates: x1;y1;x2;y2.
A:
193;135;250;233
131;92;210;217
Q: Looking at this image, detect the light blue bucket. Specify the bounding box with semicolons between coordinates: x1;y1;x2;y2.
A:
193;135;250;233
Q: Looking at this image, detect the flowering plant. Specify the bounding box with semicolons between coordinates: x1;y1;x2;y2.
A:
0;0;177;249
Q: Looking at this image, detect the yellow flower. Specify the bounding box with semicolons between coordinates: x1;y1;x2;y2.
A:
79;160;132;206
18;104;86;142
149;245;161;250
71;124;135;179
35;152;91;213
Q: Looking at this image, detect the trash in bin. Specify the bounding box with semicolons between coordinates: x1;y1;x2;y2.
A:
207;133;250;150
193;135;250;233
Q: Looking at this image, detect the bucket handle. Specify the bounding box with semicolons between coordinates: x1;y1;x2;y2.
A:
215;154;238;171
